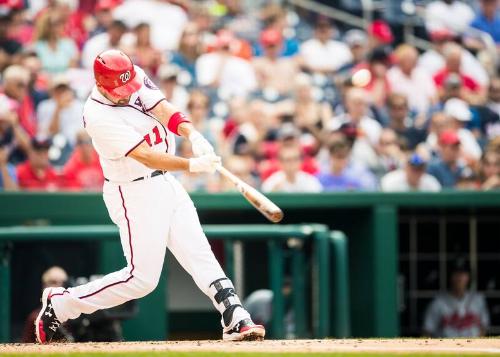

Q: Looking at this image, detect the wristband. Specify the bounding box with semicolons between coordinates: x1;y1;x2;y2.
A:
167;112;191;136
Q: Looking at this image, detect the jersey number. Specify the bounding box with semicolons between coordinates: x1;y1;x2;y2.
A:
144;126;163;147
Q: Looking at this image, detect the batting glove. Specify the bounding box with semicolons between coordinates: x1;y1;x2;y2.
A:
189;154;221;174
189;131;215;157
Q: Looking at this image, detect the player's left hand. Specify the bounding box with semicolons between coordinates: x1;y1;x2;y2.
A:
189;131;215;157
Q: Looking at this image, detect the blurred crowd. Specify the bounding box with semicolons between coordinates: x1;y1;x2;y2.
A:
0;0;499;193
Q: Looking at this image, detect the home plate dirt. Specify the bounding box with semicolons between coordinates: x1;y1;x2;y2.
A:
2;339;500;354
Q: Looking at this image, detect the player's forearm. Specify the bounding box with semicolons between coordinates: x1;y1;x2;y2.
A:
132;149;190;172
177;121;196;138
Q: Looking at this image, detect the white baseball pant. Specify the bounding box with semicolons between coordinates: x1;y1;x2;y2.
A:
50;173;249;328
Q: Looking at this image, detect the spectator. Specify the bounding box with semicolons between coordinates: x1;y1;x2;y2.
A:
381;153;441;192
487;77;500;117
89;0;117;37
196;29;257;98
62;130;104;191
443;98;482;161
252;28;300;96
367;20;394;49
0;93;31;163
20;52;49;110
262;145;321;193
0;14;22;70
185;90;219;148
17;137;61;191
3;65;36;138
470;0;500;46
433;42;486;105
37;74;84;149
220;154;259;191
372;128;406;178
425;112;453;155
387;44;438;115
419;31;489;87
156;64;188;112
0;144;17;191
112;0;188;51
22;266;70;343
425;0;475;35
33;11;79;74
125;23;163;77
427;130;466;188
317;137;376;191
480;150;500;190
299;18;352;75
82;20;127;69
330;87;382;147
423;262;489;337
169;22;203;87
338;29;369;74
386;93;427;150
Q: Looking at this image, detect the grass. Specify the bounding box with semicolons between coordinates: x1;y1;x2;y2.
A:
0;353;496;357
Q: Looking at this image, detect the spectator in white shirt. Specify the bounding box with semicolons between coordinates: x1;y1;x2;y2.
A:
299;18;352;74
387;44;438;114
381;153;442;192
444;98;482;161
425;0;475;35
196;29;257;98
36;75;83;149
262;145;322;193
81;20;127;69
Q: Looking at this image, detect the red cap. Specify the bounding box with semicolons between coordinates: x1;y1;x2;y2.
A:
93;49;141;99
368;20;394;44
439;130;461;146
260;28;283;47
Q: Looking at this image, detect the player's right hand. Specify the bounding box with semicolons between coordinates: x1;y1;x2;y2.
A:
189;154;221;174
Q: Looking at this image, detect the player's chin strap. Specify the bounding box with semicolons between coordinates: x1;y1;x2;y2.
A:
208;278;242;327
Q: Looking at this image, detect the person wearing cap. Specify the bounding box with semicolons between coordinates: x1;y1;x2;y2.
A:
337;29;369;75
196;29;257;98
90;0;119;37
381;153;441;192
387;44;438;115
425;0;475;35
427;129;466;188
299;17;352;75
252;28;300;95
423;261;489;337
367;20;394;49
82;20;128;69
469;0;500;46
444;98;482;161
36;75;84;150
16;137;62;191
262;144;321;193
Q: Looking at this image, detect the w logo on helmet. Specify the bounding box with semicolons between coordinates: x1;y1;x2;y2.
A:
119;71;131;83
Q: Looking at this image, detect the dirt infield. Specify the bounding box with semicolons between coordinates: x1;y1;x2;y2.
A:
1;339;500;355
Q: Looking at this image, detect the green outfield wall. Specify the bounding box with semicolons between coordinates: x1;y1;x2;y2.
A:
1;191;499;340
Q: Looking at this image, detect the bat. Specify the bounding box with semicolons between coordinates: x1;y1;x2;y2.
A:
216;165;284;223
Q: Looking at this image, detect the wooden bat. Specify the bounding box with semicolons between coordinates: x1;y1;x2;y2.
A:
216;165;284;223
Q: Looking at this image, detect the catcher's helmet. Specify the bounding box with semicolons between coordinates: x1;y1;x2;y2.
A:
94;49;141;99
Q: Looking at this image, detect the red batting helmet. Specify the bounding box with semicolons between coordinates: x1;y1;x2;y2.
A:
93;49;141;99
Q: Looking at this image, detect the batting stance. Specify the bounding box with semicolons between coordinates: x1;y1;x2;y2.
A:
35;50;265;343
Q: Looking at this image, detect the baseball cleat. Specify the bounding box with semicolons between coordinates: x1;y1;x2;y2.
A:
34;288;62;344
223;318;265;341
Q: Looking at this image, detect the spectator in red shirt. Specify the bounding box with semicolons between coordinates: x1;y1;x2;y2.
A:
17;137;61;191
62;131;104;191
433;42;486;105
2;65;36;138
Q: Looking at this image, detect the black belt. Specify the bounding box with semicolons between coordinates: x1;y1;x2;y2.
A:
104;170;165;183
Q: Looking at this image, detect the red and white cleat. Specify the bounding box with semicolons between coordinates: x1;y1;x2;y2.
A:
223;318;266;341
34;288;61;344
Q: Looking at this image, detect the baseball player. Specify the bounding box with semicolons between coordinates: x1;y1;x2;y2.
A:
34;49;265;343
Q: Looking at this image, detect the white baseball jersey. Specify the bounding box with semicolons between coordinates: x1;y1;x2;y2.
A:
83;66;176;183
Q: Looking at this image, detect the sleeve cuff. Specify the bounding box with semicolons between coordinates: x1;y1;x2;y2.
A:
167;112;191;136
